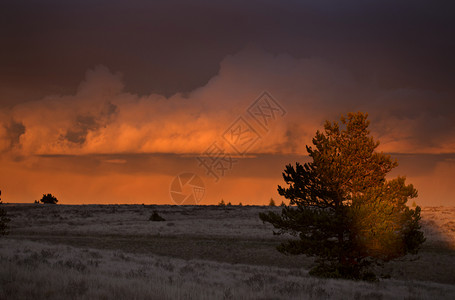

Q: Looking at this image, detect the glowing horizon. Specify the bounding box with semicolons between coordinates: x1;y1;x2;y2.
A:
1;2;454;207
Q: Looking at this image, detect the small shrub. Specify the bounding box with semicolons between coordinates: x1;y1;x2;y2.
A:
218;199;226;206
269;198;276;206
149;211;165;221
40;193;58;204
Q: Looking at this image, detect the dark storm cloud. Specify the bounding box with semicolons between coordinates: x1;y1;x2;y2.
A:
1;1;455;157
4;120;25;149
1;0;455;105
63;101;117;144
64;116;98;144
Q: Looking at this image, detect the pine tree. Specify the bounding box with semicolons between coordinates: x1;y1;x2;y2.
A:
269;198;276;206
259;112;425;280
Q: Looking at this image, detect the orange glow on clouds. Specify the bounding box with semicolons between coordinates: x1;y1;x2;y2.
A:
1;47;454;205
3;48;454;157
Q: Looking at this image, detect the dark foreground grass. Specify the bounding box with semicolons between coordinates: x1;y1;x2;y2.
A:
9;233;315;269
2;238;455;300
4;204;455;286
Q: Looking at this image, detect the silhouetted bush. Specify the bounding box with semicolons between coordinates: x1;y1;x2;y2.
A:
149;211;165;221
40;193;58;204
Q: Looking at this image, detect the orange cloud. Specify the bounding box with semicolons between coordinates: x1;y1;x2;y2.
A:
2;47;454;158
1;47;455;206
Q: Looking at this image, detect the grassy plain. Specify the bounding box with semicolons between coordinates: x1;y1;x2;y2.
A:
1;204;454;299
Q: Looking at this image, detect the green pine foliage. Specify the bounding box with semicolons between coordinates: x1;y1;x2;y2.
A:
259;112;425;280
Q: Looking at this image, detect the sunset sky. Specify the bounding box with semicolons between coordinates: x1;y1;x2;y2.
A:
1;1;454;205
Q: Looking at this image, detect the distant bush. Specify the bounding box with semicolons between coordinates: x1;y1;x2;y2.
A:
218;199;226;206
268;198;276;206
0;190;10;236
149;211;165;222
238;202;243;206
40;193;58;204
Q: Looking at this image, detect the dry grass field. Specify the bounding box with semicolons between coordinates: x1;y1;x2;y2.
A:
1;204;454;299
